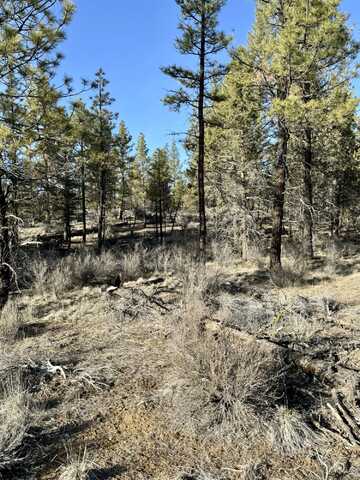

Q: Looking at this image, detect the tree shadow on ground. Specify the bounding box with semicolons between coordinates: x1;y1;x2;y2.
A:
2;420;96;480
17;321;48;339
89;465;126;479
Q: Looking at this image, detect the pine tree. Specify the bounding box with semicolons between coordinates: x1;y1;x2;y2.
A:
162;0;230;258
26;75;80;246
132;133;150;225
88;69;117;252
274;0;358;258
0;0;74;306
205;55;266;257
147;148;171;245
167;141;186;231
234;0;358;271
117;120;133;220
71;100;93;244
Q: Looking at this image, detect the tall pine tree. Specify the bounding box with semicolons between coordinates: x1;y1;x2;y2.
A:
162;0;230;258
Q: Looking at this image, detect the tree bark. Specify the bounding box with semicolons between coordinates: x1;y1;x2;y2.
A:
97;168;106;252
170;201;181;234
303;127;314;258
158;196;163;246
270;123;288;272
119;172;126;221
155;206;159;237
81;154;87;245
0;179;12;309
44;154;51;225
63;190;72;249
198;1;207;260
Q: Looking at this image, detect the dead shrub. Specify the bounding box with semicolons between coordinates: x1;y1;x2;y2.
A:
217;293;275;334
70;252;98;285
30;256;71;296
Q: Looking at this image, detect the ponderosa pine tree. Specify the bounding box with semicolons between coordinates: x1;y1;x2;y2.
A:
147;148;171;245
0;0;74;307
234;0;358;271
167;141;186;231
273;0;358;259
26;74;79;246
89;69;117;252
72;100;93;244
162;0;230;259
132;133;150;224
205;54;266;257
117;120;133;220
0;72;26;219
241;0;293;272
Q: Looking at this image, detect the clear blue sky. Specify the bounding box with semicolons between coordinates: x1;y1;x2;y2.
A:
58;0;360;154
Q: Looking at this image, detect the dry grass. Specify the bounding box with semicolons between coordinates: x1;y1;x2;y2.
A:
31;250;120;296
0;301;23;342
268;406;323;455
168;291;286;438
58;447;94;480
0;375;30;469
270;258;308;287
5;233;359;479
31;258;49;294
0;301;33;343
120;245;145;280
71;250;119;286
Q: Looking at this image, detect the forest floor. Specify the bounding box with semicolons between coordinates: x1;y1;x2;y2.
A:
1;233;360;479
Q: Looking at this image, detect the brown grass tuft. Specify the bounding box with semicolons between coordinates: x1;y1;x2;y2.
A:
58;447;94;480
268;406;324;455
0;302;23;342
168;295;286;438
0;375;30;469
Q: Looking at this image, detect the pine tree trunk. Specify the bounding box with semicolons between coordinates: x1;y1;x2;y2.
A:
81;158;86;245
0;179;11;309
97;168;106;252
159;197;163;246
119;173;126;221
270;123;288;272
63;186;71;249
143;179;147;228
44;154;51;225
330;180;342;238
303;128;314;258
171;201;181;234
198;2;207;260
155;206;159;237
